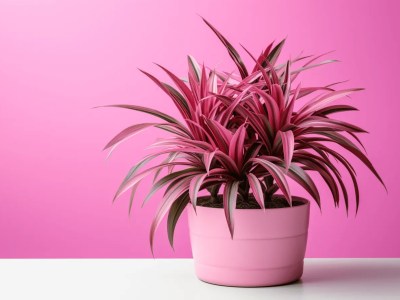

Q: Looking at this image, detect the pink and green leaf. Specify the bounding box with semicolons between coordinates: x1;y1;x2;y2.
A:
223;181;239;238
279;130;294;172
189;173;208;212
251;158;292;205
246;173;265;209
202;18;249;79
167;193;190;249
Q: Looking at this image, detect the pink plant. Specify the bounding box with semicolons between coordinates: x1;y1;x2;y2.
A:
100;18;385;252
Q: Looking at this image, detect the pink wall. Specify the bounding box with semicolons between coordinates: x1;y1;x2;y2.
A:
0;0;399;258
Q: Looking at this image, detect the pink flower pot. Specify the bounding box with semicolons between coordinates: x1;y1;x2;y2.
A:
187;196;310;287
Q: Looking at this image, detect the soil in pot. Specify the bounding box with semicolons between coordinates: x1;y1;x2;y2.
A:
197;195;304;209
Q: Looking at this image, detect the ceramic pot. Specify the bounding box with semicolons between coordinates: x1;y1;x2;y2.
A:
188;196;310;287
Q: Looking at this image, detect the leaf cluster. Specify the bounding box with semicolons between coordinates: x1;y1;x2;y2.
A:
100;18;385;253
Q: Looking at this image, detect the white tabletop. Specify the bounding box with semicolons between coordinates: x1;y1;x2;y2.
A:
0;259;399;300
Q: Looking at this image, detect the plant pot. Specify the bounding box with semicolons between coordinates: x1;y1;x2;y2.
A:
187;196;310;287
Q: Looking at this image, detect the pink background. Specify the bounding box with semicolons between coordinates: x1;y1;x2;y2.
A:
0;0;399;258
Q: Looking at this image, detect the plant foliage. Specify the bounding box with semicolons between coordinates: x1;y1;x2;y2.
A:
100;18;385;253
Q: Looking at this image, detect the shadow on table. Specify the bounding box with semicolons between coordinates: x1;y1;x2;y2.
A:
301;260;400;285
189;260;400;299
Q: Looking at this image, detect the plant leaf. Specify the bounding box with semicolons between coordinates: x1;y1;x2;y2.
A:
128;184;139;216
279;130;294;172
139;69;191;119
156;63;197;110
316;105;358;116
189;173;208;212
294;154;339;208
286;163;320;208
246;173;265;209
267;39;285;66
187;55;201;82
297;88;363;118
167;193;190;249
202;18;249;79
223;181;239;238
96;104;183;126
104;123;157;151
150;177;192;254
203;150;216;174
143;168;202;207
317;131;386;190
229;124;247;169
251;158;292;205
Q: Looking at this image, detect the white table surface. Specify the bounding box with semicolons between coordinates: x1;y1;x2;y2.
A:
0;259;399;300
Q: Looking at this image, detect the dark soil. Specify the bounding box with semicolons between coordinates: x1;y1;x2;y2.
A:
197;195;304;209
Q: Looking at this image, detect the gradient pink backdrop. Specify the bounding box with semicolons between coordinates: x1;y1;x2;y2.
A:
0;0;399;258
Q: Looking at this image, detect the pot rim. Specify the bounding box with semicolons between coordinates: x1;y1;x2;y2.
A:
195;195;310;211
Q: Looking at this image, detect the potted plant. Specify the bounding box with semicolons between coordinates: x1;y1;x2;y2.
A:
99;19;385;287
